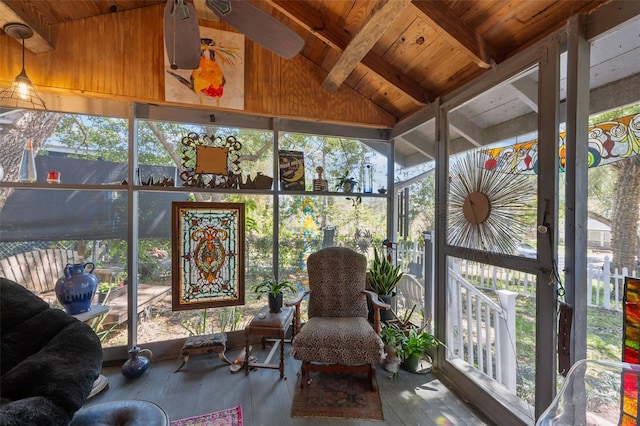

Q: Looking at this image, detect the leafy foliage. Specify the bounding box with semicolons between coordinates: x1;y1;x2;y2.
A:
251;276;297;297
367;247;403;295
380;324;405;349
397;328;441;361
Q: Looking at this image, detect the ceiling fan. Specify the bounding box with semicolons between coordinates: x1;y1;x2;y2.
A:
164;0;304;70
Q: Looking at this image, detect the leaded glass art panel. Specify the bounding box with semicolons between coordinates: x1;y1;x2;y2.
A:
171;202;245;310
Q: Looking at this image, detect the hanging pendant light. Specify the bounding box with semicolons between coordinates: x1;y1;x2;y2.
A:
0;23;46;110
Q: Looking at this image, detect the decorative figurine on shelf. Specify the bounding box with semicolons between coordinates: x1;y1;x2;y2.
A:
313;166;328;191
253;172;273;189
121;346;153;379
335;170;357;193
19;138;37;183
362;163;373;193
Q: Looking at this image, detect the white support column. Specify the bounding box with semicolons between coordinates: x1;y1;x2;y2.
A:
497;290;518;393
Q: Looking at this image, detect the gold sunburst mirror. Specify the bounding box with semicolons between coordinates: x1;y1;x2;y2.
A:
446;149;535;257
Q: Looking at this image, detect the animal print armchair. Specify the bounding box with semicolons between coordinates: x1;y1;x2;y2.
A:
287;246;389;390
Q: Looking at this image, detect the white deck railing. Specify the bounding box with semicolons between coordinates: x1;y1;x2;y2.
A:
397;243;637;394
398;241;638;311
447;268;517;392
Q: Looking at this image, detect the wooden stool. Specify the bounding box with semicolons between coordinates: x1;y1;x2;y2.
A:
174;332;230;372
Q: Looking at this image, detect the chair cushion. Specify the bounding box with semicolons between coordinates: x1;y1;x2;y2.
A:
292;317;383;365
307;247;368;318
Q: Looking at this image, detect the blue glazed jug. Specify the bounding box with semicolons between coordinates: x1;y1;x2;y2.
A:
55;262;98;315
121;346;153;378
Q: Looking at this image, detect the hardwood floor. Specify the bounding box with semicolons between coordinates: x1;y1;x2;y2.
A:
87;345;491;425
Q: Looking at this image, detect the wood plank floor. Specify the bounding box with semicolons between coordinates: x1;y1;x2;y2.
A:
87;345;491;425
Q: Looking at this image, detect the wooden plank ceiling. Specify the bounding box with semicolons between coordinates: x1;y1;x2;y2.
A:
0;0;610;123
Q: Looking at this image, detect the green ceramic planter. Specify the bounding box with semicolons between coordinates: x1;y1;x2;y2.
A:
402;353;421;372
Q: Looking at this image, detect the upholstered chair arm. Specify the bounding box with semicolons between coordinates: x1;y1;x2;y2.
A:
286;290;310;336
362;290;390;334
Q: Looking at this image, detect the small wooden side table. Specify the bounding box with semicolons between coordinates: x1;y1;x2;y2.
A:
244;306;294;379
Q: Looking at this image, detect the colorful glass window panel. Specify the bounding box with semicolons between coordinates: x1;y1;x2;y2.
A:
171;202;245;310
621;277;640;425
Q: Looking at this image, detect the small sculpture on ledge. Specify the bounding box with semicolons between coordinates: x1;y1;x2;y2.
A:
239;173;273;190
313;167;328;191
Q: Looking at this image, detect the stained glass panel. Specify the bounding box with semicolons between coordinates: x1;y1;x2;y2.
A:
622;277;640;424
171;202;245;310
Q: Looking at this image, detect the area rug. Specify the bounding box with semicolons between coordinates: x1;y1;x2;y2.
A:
171;405;242;426
291;372;383;421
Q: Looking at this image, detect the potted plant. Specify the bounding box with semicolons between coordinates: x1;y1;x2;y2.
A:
381;325;405;376
398;328;441;373
367;246;404;321
335;171;358;193
251;276;297;313
96;282;126;303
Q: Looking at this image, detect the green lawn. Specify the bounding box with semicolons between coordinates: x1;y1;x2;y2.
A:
513;295;623;404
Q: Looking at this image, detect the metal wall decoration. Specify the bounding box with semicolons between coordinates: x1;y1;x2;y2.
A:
171;202;245;310
446;149;534;257
179;133;243;188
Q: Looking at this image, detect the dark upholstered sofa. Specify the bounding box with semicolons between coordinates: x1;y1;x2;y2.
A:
0;277;103;426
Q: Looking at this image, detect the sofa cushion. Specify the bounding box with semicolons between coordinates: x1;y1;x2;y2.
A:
0;278;103;426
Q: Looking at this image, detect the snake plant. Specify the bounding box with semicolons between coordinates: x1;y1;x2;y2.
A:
367;246;404;296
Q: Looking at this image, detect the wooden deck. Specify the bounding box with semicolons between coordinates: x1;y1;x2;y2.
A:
87;347;490;425
103;284;171;324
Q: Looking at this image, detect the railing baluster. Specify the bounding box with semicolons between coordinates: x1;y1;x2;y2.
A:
475;294;483;374
485;304;493;379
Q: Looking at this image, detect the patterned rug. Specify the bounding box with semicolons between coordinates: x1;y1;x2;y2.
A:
291;372;383;421
171;405;242;426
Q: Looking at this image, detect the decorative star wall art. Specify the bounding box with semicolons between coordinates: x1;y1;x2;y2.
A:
446;149;535;258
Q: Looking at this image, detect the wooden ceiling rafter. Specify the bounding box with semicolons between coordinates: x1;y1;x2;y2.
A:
270;0;431;105
410;0;499;69
0;0;55;53
321;0;410;93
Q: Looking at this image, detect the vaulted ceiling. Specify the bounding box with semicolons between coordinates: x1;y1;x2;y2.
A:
3;1;639;170
1;0;612;123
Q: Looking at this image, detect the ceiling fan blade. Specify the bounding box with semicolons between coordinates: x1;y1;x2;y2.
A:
206;0;304;59
164;0;201;69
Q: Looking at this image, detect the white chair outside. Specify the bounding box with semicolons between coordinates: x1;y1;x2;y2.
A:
396;274;424;324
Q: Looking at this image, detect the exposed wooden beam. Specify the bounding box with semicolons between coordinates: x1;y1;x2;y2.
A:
411;0;496;69
449;111;482;147
510;76;538;113
271;0;430;104
321;0;411;93
397;130;436;161
0;0;55;53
